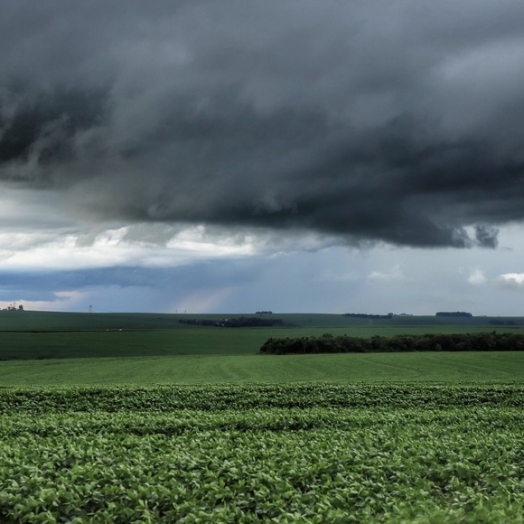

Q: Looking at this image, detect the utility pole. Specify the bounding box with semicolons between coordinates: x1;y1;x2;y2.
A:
89;305;92;314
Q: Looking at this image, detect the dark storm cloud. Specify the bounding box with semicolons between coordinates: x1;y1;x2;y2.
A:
1;0;524;247
0;87;106;180
474;225;499;249
0;262;256;303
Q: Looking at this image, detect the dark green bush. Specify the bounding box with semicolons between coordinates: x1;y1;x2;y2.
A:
259;332;524;354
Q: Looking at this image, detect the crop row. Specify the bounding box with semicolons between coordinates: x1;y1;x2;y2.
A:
0;405;523;438
1;406;524;523
1;383;523;414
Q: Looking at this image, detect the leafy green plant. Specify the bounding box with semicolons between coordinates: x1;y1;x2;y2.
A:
0;384;524;522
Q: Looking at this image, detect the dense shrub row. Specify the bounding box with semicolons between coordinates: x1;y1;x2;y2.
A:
489;319;520;326
435;311;473;317
342;313;393;319
259;331;524;354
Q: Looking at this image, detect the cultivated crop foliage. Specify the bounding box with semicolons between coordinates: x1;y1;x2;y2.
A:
1;384;524;522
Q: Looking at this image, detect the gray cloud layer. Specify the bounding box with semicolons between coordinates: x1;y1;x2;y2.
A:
1;0;524;247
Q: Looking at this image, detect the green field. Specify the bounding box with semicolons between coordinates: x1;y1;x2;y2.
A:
0;310;522;363
2;312;524;522
1;325;519;361
2;384;524;523
1;351;524;386
1;309;521;332
1;310;523;386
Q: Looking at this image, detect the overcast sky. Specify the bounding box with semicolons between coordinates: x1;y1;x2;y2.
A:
1;0;524;315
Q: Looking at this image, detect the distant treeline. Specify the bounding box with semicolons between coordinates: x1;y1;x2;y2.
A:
435;312;473;317
180;316;283;328
343;313;393;319
259;332;524;355
489;319;520;326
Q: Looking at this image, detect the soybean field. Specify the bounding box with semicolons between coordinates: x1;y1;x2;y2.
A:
2;384;524;522
2;312;524;522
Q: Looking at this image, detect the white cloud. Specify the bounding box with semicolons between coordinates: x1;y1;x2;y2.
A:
0;290;88;312
0;224;261;271
468;269;487;285
368;264;404;282
497;273;524;290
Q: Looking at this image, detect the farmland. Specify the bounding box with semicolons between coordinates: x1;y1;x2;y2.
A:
0;310;522;362
2;384;524;522
1;312;524;522
0;310;507;332
1;351;524;386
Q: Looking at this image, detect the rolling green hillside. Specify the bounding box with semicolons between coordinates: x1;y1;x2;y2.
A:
1;311;523;386
0;325;521;361
0;310;522;362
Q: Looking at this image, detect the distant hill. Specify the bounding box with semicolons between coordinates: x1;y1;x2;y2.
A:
0;310;522;332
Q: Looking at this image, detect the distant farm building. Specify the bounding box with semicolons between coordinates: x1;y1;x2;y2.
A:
4;304;23;311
